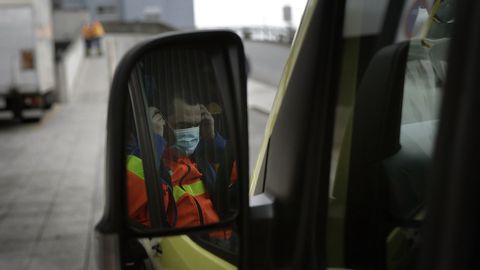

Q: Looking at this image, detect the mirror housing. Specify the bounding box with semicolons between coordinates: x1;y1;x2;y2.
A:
96;31;249;242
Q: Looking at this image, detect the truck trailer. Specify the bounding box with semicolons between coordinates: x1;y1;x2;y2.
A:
0;0;55;121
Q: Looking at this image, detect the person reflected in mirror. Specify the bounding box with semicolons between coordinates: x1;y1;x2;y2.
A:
127;93;238;241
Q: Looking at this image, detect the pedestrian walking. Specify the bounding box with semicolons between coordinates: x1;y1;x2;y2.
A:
82;18;105;56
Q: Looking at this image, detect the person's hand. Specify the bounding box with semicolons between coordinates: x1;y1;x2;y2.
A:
149;107;165;137
200;104;215;140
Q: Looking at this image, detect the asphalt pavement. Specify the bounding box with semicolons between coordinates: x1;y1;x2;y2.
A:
244;41;291;87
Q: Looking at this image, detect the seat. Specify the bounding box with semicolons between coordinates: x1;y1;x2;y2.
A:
344;41;430;269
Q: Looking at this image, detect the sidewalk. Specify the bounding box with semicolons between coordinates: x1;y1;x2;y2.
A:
0;55;108;270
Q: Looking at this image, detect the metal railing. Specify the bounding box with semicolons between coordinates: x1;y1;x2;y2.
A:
234;26;296;44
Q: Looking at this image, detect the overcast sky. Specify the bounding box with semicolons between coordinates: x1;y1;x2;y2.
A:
194;0;309;28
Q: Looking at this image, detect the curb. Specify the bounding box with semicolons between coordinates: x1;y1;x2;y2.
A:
247;79;277;114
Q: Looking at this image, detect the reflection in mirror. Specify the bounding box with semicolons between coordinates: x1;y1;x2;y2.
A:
124;45;239;242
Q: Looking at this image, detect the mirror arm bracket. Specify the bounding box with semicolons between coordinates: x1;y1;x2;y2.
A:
247;192;275;268
249;193;275;220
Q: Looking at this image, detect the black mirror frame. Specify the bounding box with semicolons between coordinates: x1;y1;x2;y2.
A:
96;30;250;245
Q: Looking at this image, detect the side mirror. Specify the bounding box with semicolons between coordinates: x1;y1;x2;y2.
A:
97;30;249;257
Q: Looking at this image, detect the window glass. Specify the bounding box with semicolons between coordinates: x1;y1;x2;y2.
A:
124;94;149;228
326;0;455;269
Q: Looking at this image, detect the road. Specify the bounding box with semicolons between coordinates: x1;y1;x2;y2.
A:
244;41;290;169
244;41;291;87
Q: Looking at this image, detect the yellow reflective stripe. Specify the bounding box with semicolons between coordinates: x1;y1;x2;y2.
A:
173;186;185;202
173;181;206;202
127;155;144;180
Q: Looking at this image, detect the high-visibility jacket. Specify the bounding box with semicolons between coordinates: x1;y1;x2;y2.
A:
81;21;105;40
91;21;105;37
127;154;173;227
164;152;220;227
81;24;94;40
127;135;233;239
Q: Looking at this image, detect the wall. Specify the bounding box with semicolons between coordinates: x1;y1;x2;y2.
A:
122;0;164;22
87;0;121;21
53;10;89;42
101;21;175;33
121;0;194;29
164;0;194;29
57;35;84;102
54;0;87;9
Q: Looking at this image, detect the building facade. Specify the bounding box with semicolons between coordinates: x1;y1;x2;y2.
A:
53;0;194;29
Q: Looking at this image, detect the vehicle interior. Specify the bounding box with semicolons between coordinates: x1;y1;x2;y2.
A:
333;0;453;269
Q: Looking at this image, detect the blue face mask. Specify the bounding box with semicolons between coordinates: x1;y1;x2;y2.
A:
172;126;200;156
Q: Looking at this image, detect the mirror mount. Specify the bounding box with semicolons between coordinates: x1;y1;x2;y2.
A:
249;193;275;220
247;193;275;268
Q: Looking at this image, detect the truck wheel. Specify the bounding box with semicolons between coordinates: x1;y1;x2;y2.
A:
22;116;42;123
44;102;52;110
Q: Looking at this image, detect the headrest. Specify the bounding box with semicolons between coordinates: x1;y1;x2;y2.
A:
351;42;409;166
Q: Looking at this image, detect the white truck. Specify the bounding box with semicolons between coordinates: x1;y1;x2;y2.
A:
0;0;55;120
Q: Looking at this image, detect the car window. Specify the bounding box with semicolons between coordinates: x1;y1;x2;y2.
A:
326;0;454;268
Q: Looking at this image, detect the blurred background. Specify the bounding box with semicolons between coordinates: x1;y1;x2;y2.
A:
0;0;307;268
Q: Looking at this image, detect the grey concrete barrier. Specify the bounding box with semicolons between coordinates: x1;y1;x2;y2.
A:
56;35;85;103
106;37;117;82
102;21;176;34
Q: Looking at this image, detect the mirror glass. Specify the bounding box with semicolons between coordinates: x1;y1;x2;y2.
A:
124;44;240;238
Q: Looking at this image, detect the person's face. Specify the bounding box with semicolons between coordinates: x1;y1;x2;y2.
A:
167;98;201;129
